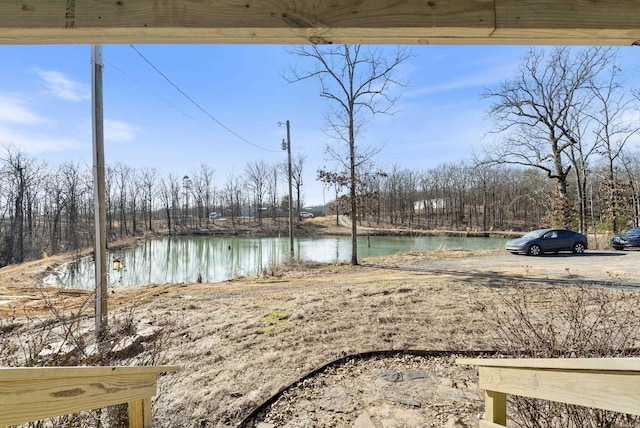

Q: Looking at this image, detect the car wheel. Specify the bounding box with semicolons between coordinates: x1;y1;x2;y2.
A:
572;242;586;254
527;244;542;256
613;246;624;251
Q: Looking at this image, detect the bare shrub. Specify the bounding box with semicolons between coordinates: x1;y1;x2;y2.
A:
490;282;640;427
0;283;173;427
260;258;326;278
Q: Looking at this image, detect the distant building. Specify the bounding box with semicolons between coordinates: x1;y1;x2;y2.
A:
414;198;448;211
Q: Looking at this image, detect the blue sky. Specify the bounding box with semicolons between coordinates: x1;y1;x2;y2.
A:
1;44;638;205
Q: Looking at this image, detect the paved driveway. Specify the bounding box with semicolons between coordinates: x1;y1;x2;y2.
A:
407;249;640;288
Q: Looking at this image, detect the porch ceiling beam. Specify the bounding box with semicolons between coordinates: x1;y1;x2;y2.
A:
0;1;639;46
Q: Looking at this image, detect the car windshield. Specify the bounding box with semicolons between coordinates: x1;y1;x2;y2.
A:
522;230;547;239
624;228;640;236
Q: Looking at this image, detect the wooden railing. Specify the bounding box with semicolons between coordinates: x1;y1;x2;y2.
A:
457;358;640;428
0;365;179;428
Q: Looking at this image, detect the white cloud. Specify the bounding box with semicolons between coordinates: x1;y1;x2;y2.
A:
35;69;90;102
404;72;505;99
0;124;83;153
0;94;43;124
105;119;138;143
404;49;523;99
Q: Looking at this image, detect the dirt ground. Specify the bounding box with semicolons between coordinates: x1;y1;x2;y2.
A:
1;221;640;427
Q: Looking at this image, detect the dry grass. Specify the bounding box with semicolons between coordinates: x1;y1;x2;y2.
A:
2;248;640;426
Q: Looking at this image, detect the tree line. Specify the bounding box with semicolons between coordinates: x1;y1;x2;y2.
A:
339;158;640;234
1;140;638;267
0;148;309;266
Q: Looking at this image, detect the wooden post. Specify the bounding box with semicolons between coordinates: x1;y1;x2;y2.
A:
485;390;507;426
91;45;108;341
286;120;294;259
128;397;152;428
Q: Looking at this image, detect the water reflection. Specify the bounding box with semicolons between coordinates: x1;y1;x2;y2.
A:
45;235;505;289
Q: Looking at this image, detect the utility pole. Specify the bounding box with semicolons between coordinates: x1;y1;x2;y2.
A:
183;175;192;227
91;45;108;342
281;120;294;259
335;185;339;226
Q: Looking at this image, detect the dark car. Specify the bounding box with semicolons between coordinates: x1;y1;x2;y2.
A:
505;228;588;256
610;227;640;250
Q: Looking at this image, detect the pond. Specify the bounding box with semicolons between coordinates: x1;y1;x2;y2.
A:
44;234;507;289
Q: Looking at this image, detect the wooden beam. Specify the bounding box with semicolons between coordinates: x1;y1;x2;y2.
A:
0;366;179;427
0;1;638;45
458;358;640;419
457;357;640;371
478;366;640;416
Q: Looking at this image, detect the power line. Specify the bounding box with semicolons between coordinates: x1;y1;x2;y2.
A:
128;44;279;153
105;59;206;126
105;59;258;150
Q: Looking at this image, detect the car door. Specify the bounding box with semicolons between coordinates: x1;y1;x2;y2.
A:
555;230;574;251
540;230;559;251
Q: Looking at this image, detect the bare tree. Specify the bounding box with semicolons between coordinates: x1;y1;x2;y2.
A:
223;172;242;226
482;47;615;228
288;153;307;223
358;165;386;225
386;165;415;225
244;160;269;226
127;169;142;235
140;167;158;231
158;174;180;233
615;151;640;228
0;146;45;264
590;64;640;233
417;168;443;229
105;165;115;238
268;164;279;222
113;163;133;237
287;45;410;264
191;164;215;227
44;167;65;255
59;161;86;251
317;167;349;226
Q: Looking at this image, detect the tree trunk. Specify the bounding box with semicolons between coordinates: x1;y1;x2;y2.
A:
349;111;358;266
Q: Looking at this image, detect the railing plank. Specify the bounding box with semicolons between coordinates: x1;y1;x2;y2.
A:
458;358;640;426
0;365;178;381
0;366;178;427
457;358;640;371
478;365;640;416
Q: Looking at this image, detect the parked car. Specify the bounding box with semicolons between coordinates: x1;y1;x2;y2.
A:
505;228;588;256
610;227;640;250
299;211;314;218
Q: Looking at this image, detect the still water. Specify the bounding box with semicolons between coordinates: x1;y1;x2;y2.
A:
45;235;506;289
